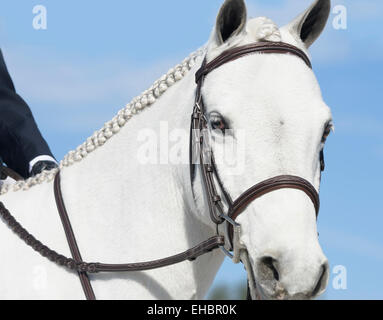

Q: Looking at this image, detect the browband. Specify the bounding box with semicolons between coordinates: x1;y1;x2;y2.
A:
195;41;312;83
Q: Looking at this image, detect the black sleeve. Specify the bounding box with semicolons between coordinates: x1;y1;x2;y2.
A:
0;49;54;178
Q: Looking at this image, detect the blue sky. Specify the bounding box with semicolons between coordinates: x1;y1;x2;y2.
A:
0;0;382;299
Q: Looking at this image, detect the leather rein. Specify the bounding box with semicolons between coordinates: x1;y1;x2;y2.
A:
0;41;321;300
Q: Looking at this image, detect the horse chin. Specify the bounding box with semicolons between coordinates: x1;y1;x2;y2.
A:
247;275;291;301
252;280;315;301
246;264;326;300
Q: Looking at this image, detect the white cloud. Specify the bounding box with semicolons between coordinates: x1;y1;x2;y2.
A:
3;44;179;107
1;44;184;134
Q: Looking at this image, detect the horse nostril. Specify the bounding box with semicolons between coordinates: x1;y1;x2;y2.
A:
312;263;329;297
260;256;280;281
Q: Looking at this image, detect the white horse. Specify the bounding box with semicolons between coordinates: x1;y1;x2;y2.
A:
0;0;333;300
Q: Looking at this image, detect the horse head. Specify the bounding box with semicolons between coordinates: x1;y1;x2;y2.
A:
192;0;332;300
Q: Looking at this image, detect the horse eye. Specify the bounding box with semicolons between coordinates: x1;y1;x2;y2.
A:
322;123;333;143
209;112;228;132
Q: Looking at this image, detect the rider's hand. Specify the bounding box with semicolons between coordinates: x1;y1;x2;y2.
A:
30;161;58;177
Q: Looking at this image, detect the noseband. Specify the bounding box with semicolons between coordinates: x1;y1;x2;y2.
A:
190;41;321;251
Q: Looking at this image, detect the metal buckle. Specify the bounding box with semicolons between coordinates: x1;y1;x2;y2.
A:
220;245;234;260
218;214;242;264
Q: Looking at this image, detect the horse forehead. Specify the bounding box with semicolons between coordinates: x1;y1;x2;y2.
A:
204;51;321;97
203;57;325;123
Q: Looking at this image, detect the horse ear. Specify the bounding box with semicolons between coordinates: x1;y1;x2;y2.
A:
215;0;247;45
286;0;331;48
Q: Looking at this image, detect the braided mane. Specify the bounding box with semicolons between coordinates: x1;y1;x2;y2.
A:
0;48;205;194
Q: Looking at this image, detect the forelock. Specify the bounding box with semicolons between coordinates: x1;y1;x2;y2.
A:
206;16;282;62
246;17;282;42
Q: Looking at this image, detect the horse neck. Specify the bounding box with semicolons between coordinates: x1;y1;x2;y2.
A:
61;66;196;230
57;64;223;298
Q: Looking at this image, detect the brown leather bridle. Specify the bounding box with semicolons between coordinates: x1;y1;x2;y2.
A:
0;41;323;300
191;41;321;252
